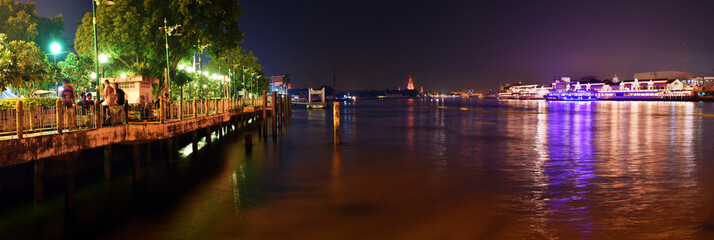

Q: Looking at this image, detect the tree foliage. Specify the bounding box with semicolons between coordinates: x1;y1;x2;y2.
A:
0;33;12;90
210;46;269;95
0;0;66;53
75;0;244;84
3;40;49;96
0;0;37;42
58;53;94;93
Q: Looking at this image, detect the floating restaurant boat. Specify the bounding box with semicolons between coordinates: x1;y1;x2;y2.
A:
497;84;549;100
544;76;697;101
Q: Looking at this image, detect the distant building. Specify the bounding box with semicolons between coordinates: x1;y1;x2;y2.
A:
407;75;415;90
104;76;159;104
270;75;290;93
633;71;714;81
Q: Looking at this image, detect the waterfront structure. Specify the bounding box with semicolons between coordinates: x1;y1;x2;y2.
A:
270;75;290;94
103;76;160;104
407;74;415;90
545;74;697;101
498;84;550;99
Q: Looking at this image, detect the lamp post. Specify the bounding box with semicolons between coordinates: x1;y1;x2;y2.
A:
92;0;114;93
49;43;62;96
161;18;181;99
98;53;108;78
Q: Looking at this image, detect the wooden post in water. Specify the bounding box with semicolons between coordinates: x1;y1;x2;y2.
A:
16;100;23;139
282;94;290;124
166;137;174;164
272;91;278;137
144;143;152;164
275;93;281;130
288;94;293;118
104;145;112;179
56;99;63;133
34;159;44;203
192;131;198;153
333;102;340;145
132;144;142;183
245;134;252;148
65;155;77;211
262;91;267;137
205;126;212;144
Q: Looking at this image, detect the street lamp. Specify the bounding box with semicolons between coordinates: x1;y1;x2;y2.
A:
160;18;181;99
49;42;63;96
98;53;108;78
92;0;115;92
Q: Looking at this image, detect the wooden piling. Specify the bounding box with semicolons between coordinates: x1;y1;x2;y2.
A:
272;91;278;137
192;131;198;152
65;156;76;211
104;145;112;179
145;143;152;164
275;93;281;130
133;144;142;182
34;159;44;203
262;91;267;137
167;137;174;164
205;127;212;144
334;102;340;145
245;134;252;148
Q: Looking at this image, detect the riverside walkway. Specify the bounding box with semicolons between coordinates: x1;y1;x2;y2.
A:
0;91;292;168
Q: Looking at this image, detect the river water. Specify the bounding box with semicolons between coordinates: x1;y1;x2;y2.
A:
2;98;714;239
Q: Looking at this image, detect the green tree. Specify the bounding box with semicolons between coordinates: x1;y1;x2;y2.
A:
4;40;49;96
0;0;37;42
58;53;94;93
35;14;67;56
0;33;12;90
0;0;66;53
74;0;244;86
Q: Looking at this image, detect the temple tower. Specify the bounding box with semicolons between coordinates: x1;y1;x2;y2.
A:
407;74;415;90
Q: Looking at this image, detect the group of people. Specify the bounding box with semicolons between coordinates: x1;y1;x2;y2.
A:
59;79;128;125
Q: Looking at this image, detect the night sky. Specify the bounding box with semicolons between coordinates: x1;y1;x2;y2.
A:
25;0;714;91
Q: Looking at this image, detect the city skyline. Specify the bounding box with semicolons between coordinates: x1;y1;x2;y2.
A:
28;0;714;91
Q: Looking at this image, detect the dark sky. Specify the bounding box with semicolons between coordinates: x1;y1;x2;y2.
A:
26;0;714;91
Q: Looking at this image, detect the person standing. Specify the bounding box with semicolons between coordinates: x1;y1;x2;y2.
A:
61;79;77;129
113;83;127;106
101;80;116;123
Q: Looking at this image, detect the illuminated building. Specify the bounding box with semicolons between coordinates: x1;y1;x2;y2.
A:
545;74;698;101
270;75;290;93
407;74;415;90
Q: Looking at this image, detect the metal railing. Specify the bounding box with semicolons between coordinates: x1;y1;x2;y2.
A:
0;95;274;140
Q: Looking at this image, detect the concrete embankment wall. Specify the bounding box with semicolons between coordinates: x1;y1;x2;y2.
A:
0;107;259;168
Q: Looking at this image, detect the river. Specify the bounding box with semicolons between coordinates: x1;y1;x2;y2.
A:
2;98;714;239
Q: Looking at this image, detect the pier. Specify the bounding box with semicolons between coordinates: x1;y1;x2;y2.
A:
0;92;292;204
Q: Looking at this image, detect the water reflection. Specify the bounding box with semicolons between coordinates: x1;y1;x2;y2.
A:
2;99;713;239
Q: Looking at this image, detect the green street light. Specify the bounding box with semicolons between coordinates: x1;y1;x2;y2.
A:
98;53;108;78
92;0;114;93
98;54;108;63
50;43;62;54
49;42;63;96
161;18;182;99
